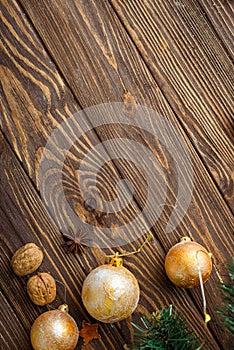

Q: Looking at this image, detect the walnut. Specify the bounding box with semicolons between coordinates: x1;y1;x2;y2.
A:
11;243;43;276
27;272;56;306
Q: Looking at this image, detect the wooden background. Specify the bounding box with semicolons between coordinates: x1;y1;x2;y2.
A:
0;0;233;349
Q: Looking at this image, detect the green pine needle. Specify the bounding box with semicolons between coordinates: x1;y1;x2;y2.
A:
129;305;205;350
217;259;234;348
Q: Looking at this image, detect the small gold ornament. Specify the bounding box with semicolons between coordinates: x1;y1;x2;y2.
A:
82;233;153;323
165;236;212;324
82;254;140;323
30;304;79;350
165;236;212;289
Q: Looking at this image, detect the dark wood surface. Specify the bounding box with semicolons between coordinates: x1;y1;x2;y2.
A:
0;0;233;349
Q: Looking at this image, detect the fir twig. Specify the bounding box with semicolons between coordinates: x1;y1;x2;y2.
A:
129;305;205;350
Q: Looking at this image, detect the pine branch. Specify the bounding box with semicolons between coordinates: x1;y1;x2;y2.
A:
129;305;205;350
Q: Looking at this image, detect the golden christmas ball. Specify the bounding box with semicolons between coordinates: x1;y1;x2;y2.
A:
165;237;212;288
30;304;79;350
81;256;140;323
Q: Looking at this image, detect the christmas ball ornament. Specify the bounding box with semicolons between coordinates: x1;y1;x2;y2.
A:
30;304;79;350
165;237;212;288
81;255;140;323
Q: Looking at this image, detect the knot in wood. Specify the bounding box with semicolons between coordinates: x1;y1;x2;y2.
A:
84;197;97;212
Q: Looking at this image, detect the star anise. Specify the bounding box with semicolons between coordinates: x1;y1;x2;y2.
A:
62;228;89;255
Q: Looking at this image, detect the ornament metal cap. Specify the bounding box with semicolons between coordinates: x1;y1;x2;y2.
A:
108;253;123;267
58;304;69;313
180;236;191;242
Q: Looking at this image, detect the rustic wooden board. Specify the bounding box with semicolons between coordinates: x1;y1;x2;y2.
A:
197;0;234;59
0;129;222;350
109;0;234;210
0;292;31;349
0;131;128;350
1;0;233;349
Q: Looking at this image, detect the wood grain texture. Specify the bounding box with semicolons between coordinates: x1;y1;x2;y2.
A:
0;132;128;350
0;292;31;349
1;0;170;242
0;0;234;349
109;0;234;210
197;0;234;59
16;0;234;250
0;128;222;350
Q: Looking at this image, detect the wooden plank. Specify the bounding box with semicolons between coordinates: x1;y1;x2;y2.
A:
0;131;221;349
1;0;233;348
197;0;234;59
0;132;128;350
13;0;233;248
0;0;150;242
16;0;234;251
109;0;234;210
0;292;31;349
0;1;219;348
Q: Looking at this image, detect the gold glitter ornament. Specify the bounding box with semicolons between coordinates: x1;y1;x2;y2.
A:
81;233;153;323
165;236;212;289
82;254;140;323
30;304;79;350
